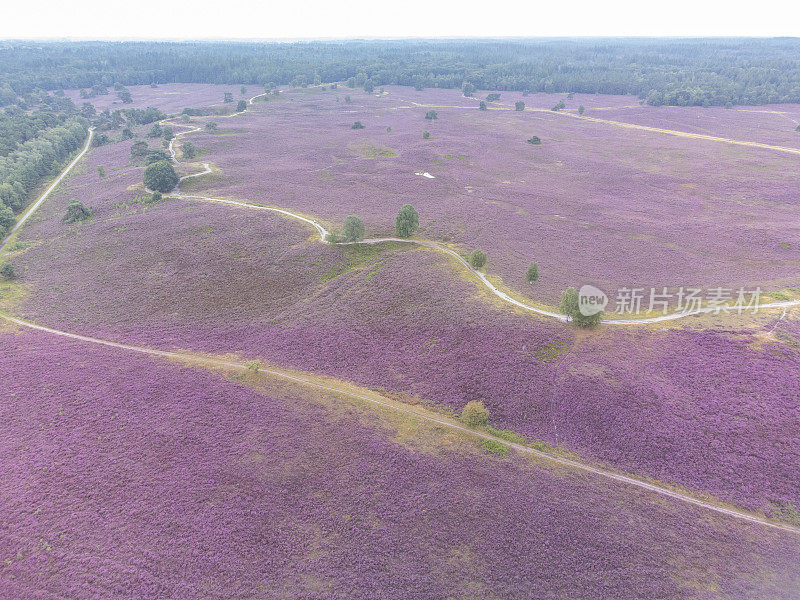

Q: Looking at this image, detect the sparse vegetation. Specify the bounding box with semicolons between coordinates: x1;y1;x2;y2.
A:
147;122;162;138
425;110;438;120
351;121;365;129
422;130;430;139
527;136;542;145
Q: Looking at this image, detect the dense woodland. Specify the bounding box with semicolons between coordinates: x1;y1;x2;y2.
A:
2;38;800;107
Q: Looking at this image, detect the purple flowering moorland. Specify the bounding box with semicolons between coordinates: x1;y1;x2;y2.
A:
3;76;800;599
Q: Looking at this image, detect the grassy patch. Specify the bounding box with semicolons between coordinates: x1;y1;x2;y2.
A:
481;439;509;456
350;143;397;159
485;426;526;445
534;340;571;362
321;245;386;283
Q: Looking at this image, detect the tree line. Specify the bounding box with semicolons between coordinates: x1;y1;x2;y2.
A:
0;117;88;238
2;38;800;107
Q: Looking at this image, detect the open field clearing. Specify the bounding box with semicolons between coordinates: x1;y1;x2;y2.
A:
1;329;800;599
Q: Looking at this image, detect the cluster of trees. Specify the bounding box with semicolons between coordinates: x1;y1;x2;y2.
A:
0;117;88;238
3;39;800;107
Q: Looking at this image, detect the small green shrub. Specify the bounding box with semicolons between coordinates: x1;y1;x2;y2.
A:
515;101;525;111
205;121;218;132
62;200;93;224
245;360;262;372
97;166;105;178
0;263;16;280
469;249;487;268
182;141;197;159
351;121;365;129
425;110;438;120
481;439;509;456
479;101;487;110
526;262;539;282
461;400;490;427
145;191;163;205
422;130;430;139
237;100;247;112
527;136;542;145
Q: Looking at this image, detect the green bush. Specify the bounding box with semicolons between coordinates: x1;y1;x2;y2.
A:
395;204;419;238
145;191;163;205
425;110;438;120
351;121;365;129
422;130;430;139
526;262;539;282
237;100;247;112
469;249;487;268
245;360;262;372
578;105;585;115
479;101;487;110
145;149;170;165
515;101;525;111
486;426;526;444
527;136;542;145
0;263;16;280
62;199;93;224
130;140;149;158
147;122;162;138
460;400;490;427
143;160;179;193
343;215;365;242
205;121;218;132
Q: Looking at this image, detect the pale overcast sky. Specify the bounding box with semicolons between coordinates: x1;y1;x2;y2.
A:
3;0;799;39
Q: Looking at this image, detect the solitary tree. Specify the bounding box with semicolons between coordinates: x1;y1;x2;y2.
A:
460;400;490;427
343;215;365;242
240;85;247;95
0;263;15;280
144;160;179;193
578;105;586;115
462;82;476;97
559;286;602;328
551;99;566;111
479;101;487;111
62;199;93;224
425;110;438;120
205;121;218;132
515;101;525;111
395;204;419;238
237;100;247;112
527;136;542;145
182;141;197;159
423;130;431;139
469;249;487;268
162;126;174;141
351;121;365;129
364;80;375;93
147;122;162;138
224;92;234;103
526;262;539;282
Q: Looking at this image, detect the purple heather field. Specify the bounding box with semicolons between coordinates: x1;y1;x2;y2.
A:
1;330;799;599
156;85;800;304
6;130;800;515
62;83;251;113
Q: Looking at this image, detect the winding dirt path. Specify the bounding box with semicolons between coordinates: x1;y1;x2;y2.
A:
2;311;797;536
